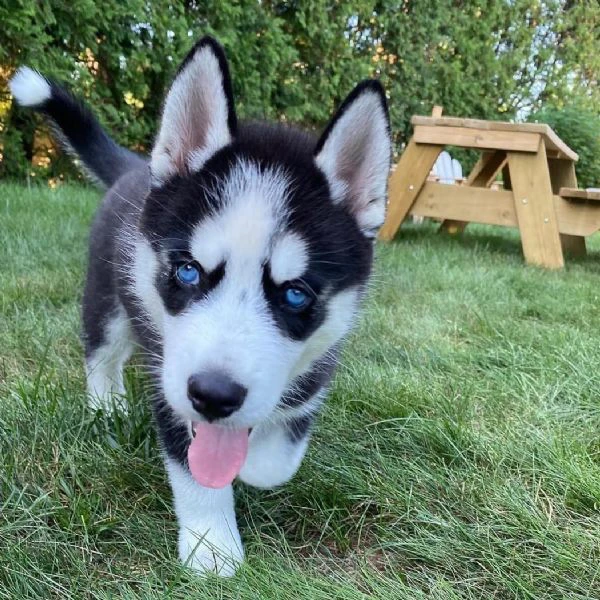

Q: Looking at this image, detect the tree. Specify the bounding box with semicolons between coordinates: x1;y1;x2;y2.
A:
370;0;599;150
0;0;598;179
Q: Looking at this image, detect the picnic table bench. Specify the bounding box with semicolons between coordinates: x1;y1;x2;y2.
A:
379;114;598;269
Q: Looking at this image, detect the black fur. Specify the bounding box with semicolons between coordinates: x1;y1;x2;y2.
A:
156;258;226;316
82;168;148;356
280;355;338;409
153;395;192;465
17;36;388;468
26;77;146;187
142;121;373;342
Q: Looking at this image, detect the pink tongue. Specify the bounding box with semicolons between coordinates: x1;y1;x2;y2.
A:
187;422;249;488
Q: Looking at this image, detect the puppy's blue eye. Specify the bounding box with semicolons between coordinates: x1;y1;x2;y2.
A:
283;287;311;310
176;263;201;286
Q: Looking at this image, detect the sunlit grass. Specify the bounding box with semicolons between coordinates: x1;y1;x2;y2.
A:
1;183;600;598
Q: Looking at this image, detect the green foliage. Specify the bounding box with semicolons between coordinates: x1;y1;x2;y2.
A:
0;126;30;179
530;103;600;188
371;0;600;152
0;0;191;177
0;1;598;178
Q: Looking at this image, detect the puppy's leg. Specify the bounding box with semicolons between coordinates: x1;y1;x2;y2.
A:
239;414;314;489
165;458;243;577
84;305;133;413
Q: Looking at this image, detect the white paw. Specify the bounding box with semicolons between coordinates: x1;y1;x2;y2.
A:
178;521;244;577
239;423;310;489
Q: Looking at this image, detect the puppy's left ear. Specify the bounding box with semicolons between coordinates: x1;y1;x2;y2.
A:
315;81;392;237
151;36;237;186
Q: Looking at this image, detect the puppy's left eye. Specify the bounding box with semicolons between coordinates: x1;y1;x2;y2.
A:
282;286;313;311
175;262;201;286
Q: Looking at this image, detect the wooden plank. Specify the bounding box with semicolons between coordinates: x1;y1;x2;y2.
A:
555;199;600;237
468;150;508;187
411;115;578;161
549;159;577;192
507;141;564;269
412;115;551;133
414;125;541;153
545;148;571;160
547;160;585;256
439;150;508;235
411;183;518;227
559;187;600;202
379;139;443;241
410;183;600;238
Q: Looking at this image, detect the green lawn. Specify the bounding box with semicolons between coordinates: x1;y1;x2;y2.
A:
1;183;600;599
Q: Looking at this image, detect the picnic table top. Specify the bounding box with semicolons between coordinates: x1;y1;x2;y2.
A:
411;115;578;162
559;187;600;202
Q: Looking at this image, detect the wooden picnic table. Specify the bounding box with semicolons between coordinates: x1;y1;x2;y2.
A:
379;115;594;269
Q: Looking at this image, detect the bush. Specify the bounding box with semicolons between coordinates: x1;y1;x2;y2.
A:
1;1;599;180
529;103;600;189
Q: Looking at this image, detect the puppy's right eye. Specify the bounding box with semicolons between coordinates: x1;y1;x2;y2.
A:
175;262;201;286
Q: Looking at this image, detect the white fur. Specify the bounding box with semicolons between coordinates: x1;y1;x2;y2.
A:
190;161;290;272
270;232;309;284
9;67;51;107
155;162;293;426
151;45;232;184
188;218;225;273
239;388;324;488
290;287;359;380
121;162;363;581
153;161;359;430
315;90;391;236
85;306;133;412
160;279;298;427
240;420;311;488
160;284;358;430
166;459;243;576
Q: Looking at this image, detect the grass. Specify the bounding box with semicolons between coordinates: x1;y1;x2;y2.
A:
1;182;600;599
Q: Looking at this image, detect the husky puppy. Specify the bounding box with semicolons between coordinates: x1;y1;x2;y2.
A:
10;37;391;576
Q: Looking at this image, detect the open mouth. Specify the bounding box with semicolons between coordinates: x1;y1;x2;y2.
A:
187;421;250;488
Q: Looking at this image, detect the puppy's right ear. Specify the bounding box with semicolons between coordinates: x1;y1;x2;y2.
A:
150;37;237;186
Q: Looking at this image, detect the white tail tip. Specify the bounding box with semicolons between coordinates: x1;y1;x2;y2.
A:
9;66;51;107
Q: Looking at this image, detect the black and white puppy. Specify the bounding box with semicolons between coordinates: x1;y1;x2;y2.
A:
10;37;391;576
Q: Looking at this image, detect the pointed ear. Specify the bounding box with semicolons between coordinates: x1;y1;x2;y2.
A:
315;81;392;237
150;37;237;185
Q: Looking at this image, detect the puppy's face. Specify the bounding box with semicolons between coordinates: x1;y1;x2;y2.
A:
129;38;391;429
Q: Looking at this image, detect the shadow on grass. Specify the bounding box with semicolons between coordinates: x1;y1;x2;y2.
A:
390;222;600;271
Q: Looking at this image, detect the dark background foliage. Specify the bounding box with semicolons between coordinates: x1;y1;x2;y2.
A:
0;0;598;185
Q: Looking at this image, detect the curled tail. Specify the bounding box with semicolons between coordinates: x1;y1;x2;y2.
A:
9;67;146;187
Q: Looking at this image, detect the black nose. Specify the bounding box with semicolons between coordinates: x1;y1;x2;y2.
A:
187;372;247;421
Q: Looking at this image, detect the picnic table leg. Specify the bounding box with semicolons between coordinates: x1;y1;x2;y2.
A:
506;141;564;269
440;150;507;234
379;140;443;241
547;159;586;257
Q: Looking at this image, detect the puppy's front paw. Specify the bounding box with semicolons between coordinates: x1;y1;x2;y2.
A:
178;520;244;577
